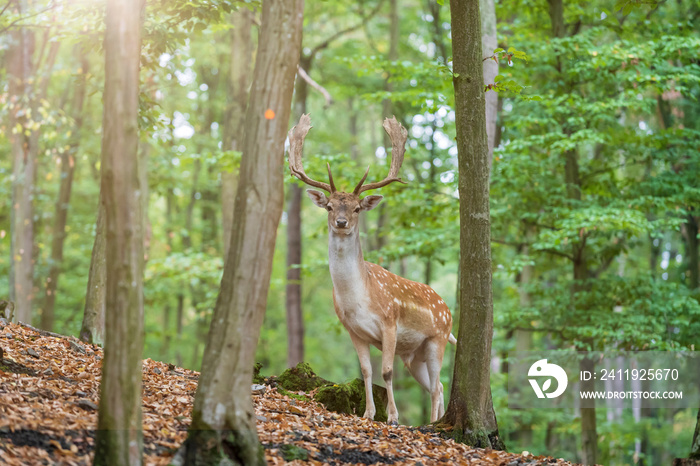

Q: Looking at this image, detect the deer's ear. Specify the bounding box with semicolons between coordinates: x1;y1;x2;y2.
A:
306;189;329;209
360;195;383;211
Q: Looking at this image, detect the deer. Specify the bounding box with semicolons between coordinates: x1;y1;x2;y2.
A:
287;114;457;426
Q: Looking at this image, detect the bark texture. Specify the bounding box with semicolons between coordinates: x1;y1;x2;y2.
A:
93;0;145;464
180;1;304;464
442;0;504;451
222;9;253;258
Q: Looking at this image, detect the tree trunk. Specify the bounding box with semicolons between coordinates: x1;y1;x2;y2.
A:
691;409;700;459
547;0;597;459
382;0;399;129
179;1;303;464
579;356;597;465
514;237;533;446
285;54;311;369
176;293;185;367
80;196;106;345
41;52;89;331
683;212;699;290
480;0;498;169
222;8;254;259
568;154;597;464
7;2;36;324
93;0;145;463
442;0;504;451
286;182;305;367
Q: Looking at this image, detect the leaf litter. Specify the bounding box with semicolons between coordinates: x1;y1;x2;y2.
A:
0;321;578;465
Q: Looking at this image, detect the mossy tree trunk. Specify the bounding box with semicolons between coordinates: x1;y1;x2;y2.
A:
93;0;146;463
689;408;700;460
179;1;304;464
441;0;504;451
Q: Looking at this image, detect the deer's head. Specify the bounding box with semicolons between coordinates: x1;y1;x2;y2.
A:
288;114;408;235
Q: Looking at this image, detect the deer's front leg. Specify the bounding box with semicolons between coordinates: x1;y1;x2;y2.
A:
349;332;375;420
382;326;399;426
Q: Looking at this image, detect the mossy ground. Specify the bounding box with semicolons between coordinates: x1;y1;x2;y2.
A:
276;362;331;392
314;378;388;423
262;362;389;423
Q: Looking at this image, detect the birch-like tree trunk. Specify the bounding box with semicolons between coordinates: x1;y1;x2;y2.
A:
480;0;498;167
8;1;37;324
441;0;504;450
93;0;145;463
178;1;303;464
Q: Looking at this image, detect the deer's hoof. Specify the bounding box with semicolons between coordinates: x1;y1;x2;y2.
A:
388;420;398;427
363;410;375;420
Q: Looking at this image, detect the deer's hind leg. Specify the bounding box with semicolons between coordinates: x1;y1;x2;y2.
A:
404;352;444;422
425;339;446;423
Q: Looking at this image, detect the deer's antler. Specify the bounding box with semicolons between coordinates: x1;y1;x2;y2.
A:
354;116;408;194
288;114;336;193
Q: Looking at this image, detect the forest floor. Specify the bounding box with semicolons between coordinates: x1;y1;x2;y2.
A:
0;320;578;465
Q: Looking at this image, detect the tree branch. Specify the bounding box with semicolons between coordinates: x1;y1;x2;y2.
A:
0;1;13;18
491;237;526;248
308;0;386;57
297;66;333;107
0;3;57;34
540;248;575;261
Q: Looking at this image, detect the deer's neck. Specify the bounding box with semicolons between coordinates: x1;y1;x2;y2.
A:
328;226;367;298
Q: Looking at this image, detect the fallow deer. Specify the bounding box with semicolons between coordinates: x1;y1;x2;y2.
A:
287;114;457;425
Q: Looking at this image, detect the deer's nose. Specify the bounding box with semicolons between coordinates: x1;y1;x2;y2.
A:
336;218;348;228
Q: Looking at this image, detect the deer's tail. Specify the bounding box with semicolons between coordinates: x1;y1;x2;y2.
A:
448;333;457;345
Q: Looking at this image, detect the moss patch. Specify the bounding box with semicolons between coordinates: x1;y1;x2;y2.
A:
253;362;265;385
314;378;388;423
277;362;331;392
279;444;309;461
276;387;310;402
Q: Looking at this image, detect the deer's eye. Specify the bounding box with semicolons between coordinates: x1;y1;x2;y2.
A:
353;206;361;213
326;205;333;212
